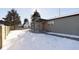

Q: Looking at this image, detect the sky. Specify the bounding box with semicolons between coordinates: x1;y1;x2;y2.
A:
0;8;79;23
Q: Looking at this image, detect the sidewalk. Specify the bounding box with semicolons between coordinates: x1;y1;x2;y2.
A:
44;32;79;41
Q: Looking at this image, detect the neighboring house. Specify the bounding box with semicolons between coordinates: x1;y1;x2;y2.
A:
22;18;29;29
31;10;79;36
23;22;29;29
51;14;79;36
31;10;54;32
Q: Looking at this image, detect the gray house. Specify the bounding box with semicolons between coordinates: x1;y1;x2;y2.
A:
51;14;79;36
31;10;54;32
31;10;79;36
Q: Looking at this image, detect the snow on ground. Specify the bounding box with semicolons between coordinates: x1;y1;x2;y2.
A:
2;29;79;50
2;30;26;49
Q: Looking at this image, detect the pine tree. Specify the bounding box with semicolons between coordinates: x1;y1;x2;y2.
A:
22;18;28;28
3;9;21;29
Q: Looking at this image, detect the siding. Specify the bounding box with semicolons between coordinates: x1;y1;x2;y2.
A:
53;15;79;35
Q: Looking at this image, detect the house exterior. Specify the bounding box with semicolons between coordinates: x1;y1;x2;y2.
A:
51;14;79;36
31;10;79;36
23;21;29;29
31;10;54;32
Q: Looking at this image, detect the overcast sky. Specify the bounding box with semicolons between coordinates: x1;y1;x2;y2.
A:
0;8;79;23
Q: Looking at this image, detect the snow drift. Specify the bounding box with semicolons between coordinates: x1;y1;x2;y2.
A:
2;29;79;50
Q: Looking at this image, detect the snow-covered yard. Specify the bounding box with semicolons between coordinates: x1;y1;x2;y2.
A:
2;29;79;50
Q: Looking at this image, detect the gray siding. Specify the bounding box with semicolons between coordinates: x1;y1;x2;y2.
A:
53;15;79;35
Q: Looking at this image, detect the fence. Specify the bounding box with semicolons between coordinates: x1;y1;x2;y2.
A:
0;25;11;48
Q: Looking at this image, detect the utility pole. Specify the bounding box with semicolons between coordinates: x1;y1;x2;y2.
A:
59;8;60;16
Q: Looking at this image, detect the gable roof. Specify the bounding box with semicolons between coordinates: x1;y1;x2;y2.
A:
50;13;79;20
34;13;79;22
